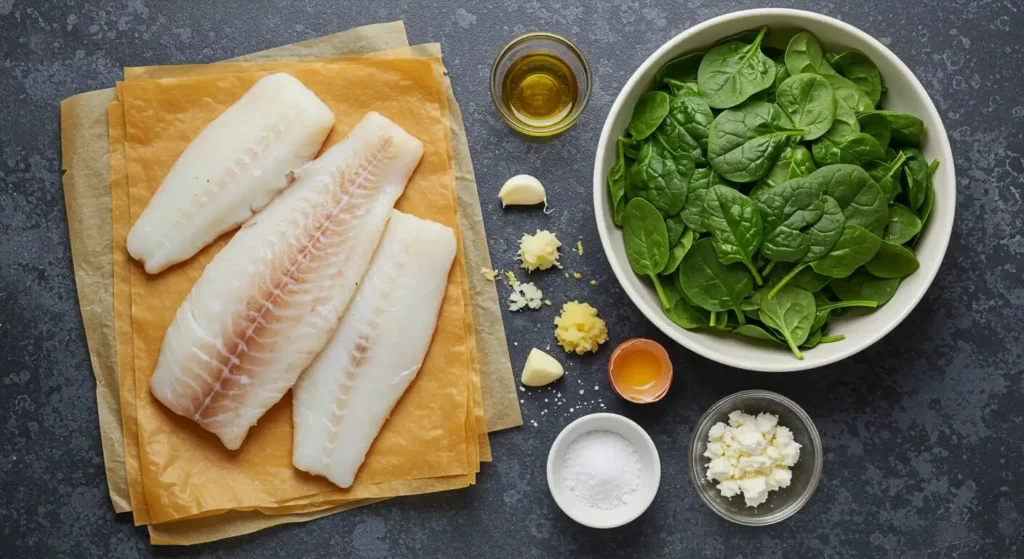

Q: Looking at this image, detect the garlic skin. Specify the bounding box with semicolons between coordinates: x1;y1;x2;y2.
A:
498;174;547;207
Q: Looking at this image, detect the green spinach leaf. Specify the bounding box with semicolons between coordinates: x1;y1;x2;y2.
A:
901;147;928;211
678;238;755;321
822;73;874;113
752;176;825;262
680;168;732;232
665;212;686;247
697;27;776;109
883;203;922;244
831;50;882;106
775;73;837;140
628;140;692;216
655;52;705;84
865;150;907;203
785;31;836;76
810;224;883;278
623;198;670;276
764;145;816;187
628;91;671;140
607;137;630;226
856;112;891;150
873;111;925;146
830;270;900;305
733;324;786;345
767;262;831;292
811;132;886;167
664;297;710;329
655;94;714;165
708;101;803;182
865;240;920;278
807;164;889;236
701;185;765;283
661;228;695;275
664;79;700;97
758;286;817;359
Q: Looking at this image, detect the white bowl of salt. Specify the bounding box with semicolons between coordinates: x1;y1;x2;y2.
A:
547;413;661;528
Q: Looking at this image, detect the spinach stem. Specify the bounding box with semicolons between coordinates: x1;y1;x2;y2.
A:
767;263;807;299
819;334;846;344
761;261;776;277
709;311;717;327
785;335;805;360
816;300;877;313
650;274;671;310
734;307;747;326
745;261;763;286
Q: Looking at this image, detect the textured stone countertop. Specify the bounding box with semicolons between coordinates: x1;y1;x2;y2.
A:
1;1;1021;557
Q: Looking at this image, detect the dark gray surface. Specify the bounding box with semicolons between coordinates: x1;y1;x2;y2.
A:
1;0;1021;557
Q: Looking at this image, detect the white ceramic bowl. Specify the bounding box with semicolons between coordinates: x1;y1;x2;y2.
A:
593;8;956;372
546;413;661;528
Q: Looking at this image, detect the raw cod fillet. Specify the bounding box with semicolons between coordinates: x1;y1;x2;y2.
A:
149;112;424;450
292;210;457;488
127;72;336;274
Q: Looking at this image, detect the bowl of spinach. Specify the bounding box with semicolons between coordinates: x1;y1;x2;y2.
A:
593;9;955;372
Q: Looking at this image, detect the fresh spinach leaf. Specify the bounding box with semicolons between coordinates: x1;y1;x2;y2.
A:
785;31;836;76
628;140;692;216
865;240;920;278
865;150;907;203
607;137;629;226
873;111;925;146
831;50;882;106
665;213;686;247
767;262;831;292
733;324;786;345
883;203;922;244
664;79;700;97
913;159;938;244
856;112;891;150
810;224;883;278
697;26;776;109
678;238;755;321
811;132;886;167
802;328;823;349
752;176;825;262
623;197;670;276
708;101;803;182
807;164;889;236
655;52;705;84
701;185;765;283
659;274;684;308
901;147;928;211
829;270;900;305
655;94;714;165
775;73;837;140
822;73;874;113
628;91;671;140
764;145;816;187
758;285;816;359
664;297;711;329
661;228;695;275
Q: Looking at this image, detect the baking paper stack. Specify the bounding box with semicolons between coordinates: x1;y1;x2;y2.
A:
60;21;522;545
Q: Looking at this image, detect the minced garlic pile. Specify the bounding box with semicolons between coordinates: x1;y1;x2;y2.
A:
553;301;608;354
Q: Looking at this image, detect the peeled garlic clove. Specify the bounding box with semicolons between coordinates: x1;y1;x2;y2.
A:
520;348;565;387
498;174;547;207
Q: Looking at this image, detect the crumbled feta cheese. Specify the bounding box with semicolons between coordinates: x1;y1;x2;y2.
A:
703;410;802;508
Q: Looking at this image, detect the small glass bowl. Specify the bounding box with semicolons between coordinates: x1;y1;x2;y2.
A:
489;32;592;137
689;390;823;526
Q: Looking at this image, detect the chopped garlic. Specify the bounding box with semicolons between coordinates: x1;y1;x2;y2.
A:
504;270;519;289
572;272;582;279
480;267;499;281
498;174;547;207
564;272;569;278
518;230;561;272
520;348;564;386
589;280;598;285
575;241;583;256
554;301;608;354
508;282;543;311
543;299;552;306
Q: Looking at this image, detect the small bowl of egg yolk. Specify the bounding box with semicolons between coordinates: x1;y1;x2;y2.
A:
608;338;673;404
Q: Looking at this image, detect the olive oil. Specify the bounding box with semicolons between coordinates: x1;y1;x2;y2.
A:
502;52;578;128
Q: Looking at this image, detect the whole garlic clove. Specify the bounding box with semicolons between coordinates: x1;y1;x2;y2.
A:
498;174;547;207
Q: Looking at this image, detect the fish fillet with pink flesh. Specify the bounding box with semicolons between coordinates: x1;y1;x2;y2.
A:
292;210;457;488
127;72;335;274
149;112;424;450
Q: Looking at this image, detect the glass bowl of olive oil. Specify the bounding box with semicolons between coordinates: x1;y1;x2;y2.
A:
490;32;592;137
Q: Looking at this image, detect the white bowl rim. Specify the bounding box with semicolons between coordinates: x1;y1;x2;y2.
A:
545;413;661;528
592;8;956;372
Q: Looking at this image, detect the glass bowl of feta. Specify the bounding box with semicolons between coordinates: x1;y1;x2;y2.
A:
688;390;822;526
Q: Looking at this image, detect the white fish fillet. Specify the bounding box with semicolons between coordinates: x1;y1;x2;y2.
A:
149;112;424;450
127;73;336;274
292;210;457;488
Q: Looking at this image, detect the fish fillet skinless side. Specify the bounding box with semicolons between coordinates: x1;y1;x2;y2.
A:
292;210;457;488
127;73;335;274
149;111;424;450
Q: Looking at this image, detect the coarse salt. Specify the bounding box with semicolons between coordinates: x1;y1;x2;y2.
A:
561;430;641;510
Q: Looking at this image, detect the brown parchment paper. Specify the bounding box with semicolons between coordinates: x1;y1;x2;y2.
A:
60;21;521;544
122;59;473;524
113;50;485;530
